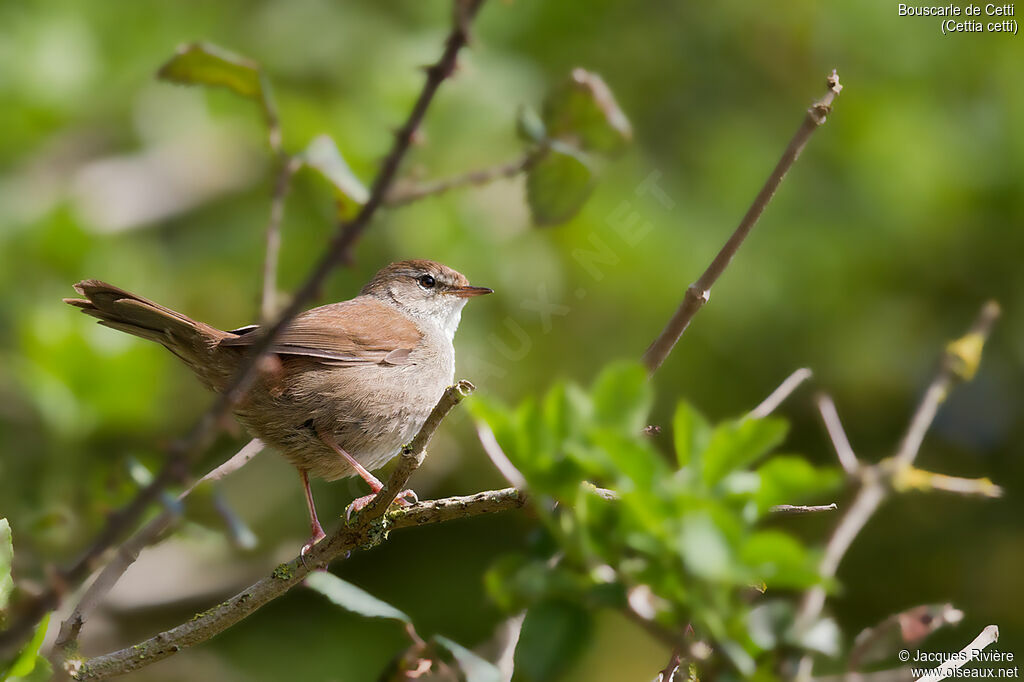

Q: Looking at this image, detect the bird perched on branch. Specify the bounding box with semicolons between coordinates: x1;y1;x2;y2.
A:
65;260;492;554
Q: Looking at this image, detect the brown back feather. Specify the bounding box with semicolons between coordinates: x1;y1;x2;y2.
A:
218;297;421;366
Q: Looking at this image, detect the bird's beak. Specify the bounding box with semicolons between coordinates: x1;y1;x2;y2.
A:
447;285;494;298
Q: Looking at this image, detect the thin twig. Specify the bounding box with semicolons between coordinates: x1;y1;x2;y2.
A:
917;625;999;682
261;156;299;322
66;384;495;680
359;381;476;520
816;393;859;475
0;0;488;658
51;511;179;667
769;503;838;515
385;151;542;206
50;440;266;664
893;302;1000;466
0;462;184;659
643;70;843;373
65;489;518;680
893;468;1003;498
748;367;813;419
179;438;265;499
388;487;525;529
795;302;1001;638
475;421;528;489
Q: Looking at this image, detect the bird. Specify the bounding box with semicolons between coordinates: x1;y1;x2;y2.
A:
65;259;492;554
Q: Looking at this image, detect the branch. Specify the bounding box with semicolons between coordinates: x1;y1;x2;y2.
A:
66;385;503;680
475;421;527;489
179;438;265;498
360;381;476;520
643;70;843;373
816;393;860;475
795;302;1001;635
917;625;999;682
893;300;1001;466
388;487;525;529
769;503;837;515
261;156;299;321
0;0;488;658
385;151;542;207
893;468;1003;498
748;367;813;419
49;440;266;666
0;461;184;659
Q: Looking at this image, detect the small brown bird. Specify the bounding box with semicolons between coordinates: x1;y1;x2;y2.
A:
65;260;492;553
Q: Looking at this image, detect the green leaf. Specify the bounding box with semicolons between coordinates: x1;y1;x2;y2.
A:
587;429;666;494
157;42;263;99
755;456;842;513
678;514;733;580
672;402;711;469
740;530;820;589
701;417;788;487
589;361;652;434
541;382;585;448
434;635;501;682
526;142;594;226
0;519;12;612
514;599;593;682
516;105;547;144
300;134;369;219
304;572;410;623
2;614;50;682
542;69;632;156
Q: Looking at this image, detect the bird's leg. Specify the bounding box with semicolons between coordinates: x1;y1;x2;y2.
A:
317;430;418;520
299;468;326;558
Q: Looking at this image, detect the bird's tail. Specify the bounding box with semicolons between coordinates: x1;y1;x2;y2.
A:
65;280;234;390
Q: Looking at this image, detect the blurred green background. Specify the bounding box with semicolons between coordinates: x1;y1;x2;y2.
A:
1;0;1021;679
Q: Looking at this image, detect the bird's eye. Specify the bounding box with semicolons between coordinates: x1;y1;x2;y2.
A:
417;274;436;289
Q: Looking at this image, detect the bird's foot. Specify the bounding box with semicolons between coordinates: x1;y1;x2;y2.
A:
299;526;327;568
345;489;418;521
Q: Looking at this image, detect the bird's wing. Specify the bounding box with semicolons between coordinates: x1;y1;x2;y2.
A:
219;298;421;366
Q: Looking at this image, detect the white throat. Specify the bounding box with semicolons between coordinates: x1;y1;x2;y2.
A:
438;300;466;342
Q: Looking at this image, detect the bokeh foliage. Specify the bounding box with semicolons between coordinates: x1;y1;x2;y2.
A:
471;362;840;679
0;0;1021;680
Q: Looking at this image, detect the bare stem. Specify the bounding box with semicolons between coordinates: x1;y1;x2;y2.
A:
918;625;999;682
385;151;542;206
261;156;299;322
816;393;860;475
64;383;487;679
769;503;838;515
360;381;476;520
643;70;843;373
748;367;813;419
893;301;1001;467
0;0;489;659
49;440;266;666
795;302;1001;638
179;438;265;499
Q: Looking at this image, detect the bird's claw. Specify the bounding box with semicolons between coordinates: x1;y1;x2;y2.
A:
345;489;418;521
299;527;327;568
